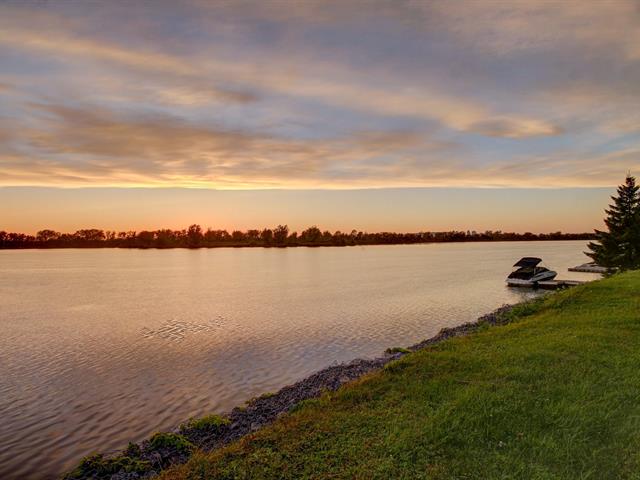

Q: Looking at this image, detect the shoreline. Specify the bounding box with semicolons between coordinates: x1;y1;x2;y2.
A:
65;304;520;479
1;236;594;251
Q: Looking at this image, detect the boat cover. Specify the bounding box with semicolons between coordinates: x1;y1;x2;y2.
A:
513;257;542;268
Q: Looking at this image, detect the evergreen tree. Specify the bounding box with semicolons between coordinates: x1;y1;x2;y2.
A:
587;174;640;270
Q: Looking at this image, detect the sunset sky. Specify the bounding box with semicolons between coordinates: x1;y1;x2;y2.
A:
1;0;638;233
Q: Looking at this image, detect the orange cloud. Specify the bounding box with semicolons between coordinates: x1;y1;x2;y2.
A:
0;101;635;189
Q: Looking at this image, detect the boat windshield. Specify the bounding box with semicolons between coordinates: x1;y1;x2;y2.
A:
508;265;549;280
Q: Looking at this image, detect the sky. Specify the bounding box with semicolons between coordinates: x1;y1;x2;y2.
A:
1;0;638;234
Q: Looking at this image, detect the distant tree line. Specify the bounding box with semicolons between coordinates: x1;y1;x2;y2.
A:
0;225;595;249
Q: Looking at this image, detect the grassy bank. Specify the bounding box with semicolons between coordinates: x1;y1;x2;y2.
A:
162;271;640;480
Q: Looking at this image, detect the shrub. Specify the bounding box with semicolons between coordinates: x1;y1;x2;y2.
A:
385;346;411;355
180;414;230;434
123;441;141;458
63;453;150;479
148;432;195;456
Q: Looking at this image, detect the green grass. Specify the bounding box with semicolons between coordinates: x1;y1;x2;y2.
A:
180;414;230;434
162;271;640;480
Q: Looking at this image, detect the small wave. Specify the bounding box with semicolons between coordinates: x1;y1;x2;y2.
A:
141;316;225;341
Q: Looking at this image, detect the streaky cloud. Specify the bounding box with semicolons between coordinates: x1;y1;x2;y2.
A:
0;0;638;189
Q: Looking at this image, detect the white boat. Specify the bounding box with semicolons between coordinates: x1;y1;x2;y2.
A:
506;257;557;287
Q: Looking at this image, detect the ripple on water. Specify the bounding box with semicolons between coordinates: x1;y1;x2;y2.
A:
141;316;225;341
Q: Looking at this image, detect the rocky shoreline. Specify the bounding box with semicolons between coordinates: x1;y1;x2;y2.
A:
64;304;517;479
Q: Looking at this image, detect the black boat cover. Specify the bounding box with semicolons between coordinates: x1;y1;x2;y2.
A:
513;257;542;268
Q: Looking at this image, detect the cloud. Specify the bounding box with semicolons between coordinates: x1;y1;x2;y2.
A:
481;148;640;188
154;86;258;105
0;0;638;190
0;14;258;107
0;28;194;75
252;74;561;138
0;102;459;188
468;118;563;139
0;100;634;189
190;0;640;64
420;1;640;58
0;5;560;138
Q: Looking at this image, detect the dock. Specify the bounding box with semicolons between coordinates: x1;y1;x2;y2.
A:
537;279;587;290
568;262;609;274
508;279;587;290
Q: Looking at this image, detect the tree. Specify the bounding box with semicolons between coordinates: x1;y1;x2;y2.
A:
73;229;105;242
246;229;261;245
300;226;322;243
36;229;60;242
156;229;176;248
136;231;155;247
587;174;640;270
273;225;289;245
232;230;246;242
187;224;203;247
260;228;273;245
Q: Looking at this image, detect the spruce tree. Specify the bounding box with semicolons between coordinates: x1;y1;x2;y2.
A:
587;174;640;270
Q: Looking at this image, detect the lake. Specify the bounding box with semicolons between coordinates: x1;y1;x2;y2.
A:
0;241;596;478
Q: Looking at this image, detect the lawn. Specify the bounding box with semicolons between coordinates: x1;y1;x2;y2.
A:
163;271;640;480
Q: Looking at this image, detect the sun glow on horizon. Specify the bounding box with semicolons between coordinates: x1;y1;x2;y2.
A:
0;1;637;231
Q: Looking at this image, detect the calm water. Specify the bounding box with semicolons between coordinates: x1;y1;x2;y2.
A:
0;241;596;478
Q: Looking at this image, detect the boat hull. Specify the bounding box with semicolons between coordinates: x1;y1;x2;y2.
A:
506;270;557;288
